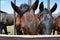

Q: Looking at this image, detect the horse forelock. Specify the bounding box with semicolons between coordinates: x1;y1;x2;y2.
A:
20;4;30;14
44;8;49;12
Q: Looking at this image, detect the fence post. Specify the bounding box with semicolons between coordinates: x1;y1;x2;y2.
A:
47;0;50;10
28;0;31;7
0;0;1;21
0;0;1;11
0;0;1;34
14;0;16;35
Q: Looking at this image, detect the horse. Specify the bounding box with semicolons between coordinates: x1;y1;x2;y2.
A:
37;2;57;35
0;11;14;34
6;14;14;26
11;0;40;35
53;15;60;35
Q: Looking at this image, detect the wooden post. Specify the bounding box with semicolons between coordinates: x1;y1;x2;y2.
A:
14;0;16;35
47;0;50;10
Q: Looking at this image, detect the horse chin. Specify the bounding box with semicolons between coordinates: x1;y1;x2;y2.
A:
44;30;51;35
43;25;52;35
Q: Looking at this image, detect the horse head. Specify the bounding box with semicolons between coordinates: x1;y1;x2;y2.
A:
11;0;39;35
38;2;57;35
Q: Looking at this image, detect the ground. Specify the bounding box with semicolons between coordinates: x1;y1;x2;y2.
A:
7;25;15;35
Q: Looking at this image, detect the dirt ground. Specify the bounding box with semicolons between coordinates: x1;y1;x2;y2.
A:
7;25;15;35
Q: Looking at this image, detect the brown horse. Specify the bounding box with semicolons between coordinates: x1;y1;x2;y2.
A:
38;2;57;35
11;0;40;35
53;15;60;35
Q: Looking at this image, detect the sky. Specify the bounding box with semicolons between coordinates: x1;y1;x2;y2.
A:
0;0;60;14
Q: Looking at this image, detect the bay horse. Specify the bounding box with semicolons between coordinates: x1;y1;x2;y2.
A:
38;2;57;35
0;11;14;34
53;15;60;35
11;0;40;35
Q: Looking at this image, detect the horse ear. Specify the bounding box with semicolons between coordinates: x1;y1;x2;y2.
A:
11;1;21;14
39;2;44;12
50;3;57;13
31;0;39;11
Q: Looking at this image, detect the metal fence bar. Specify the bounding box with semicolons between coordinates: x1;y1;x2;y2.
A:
0;0;2;21
28;0;31;7
47;0;50;10
14;0;16;35
0;0;2;22
0;0;1;21
0;0;1;10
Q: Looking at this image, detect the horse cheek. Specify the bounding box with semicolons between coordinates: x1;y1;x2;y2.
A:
16;17;20;25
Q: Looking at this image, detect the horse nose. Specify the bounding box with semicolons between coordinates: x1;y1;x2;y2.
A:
44;30;51;35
